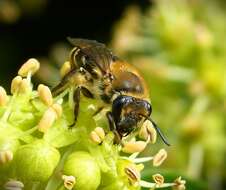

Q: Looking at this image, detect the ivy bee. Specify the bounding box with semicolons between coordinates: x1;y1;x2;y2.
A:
52;38;170;145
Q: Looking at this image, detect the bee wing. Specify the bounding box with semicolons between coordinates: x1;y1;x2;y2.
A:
67;37;105;49
83;45;113;73
67;37;113;74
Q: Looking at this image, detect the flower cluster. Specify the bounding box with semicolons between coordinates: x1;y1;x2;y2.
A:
0;58;185;190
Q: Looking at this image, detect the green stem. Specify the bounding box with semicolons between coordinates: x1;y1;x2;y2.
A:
187;143;203;179
122;154;153;163
1;94;17;122
27;71;32;85
140;180;175;188
45;147;74;190
133;156;154;163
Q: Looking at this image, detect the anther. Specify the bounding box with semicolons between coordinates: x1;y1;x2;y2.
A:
152;174;164;186
139;120;157;144
90;131;102;144
37;108;57;133
51;103;62;118
153;149;167;167
0;150;13;164
173;177;186;190
18;58;40;77
122;141;147;154
62;175;76;190
94;127;105;141
125;166;140;186
38;84;53;106
90;127;105;144
0;86;8;106
60;61;71;77
4;180;24;190
11;76;22;94
19;79;30;93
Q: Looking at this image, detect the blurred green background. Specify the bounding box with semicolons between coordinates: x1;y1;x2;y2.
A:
0;0;225;190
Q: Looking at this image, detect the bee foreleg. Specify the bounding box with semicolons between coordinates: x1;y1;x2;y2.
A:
106;111;121;144
92;106;104;116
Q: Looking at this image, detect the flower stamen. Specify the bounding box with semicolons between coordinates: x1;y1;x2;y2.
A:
90;127;105;144
153;149;168;167
0;86;8;106
38;84;53;106
62;175;76;190
18;58;40;77
60;61;71;77
4;180;24;190
125;165;140;186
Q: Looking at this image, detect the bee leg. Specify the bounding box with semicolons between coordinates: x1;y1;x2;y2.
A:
106;111;122;144
51;79;68;97
52;69;77;96
81;86;104;116
81;87;94;98
68;86;81;128
81;87;104;116
92;106;104;116
69;87;94;128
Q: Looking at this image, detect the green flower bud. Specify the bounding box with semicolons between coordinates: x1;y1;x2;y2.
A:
63;151;101;190
13;140;60;182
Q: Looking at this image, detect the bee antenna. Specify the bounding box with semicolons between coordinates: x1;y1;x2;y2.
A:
149;118;170;146
141;115;170;146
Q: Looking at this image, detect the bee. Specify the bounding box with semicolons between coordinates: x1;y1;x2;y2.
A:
52;38;170;145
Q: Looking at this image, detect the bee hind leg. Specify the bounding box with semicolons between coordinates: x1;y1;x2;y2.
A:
51;69;77;96
51;79;69;97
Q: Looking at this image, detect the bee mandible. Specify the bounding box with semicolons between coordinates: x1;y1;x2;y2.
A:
52;38;170;145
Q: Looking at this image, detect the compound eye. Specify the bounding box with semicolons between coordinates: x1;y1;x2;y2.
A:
147;102;152;115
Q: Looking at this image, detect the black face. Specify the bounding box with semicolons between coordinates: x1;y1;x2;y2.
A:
110;95;170;145
111;95;152;137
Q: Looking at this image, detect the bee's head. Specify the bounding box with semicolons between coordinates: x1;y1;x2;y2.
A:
112;95;170;146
